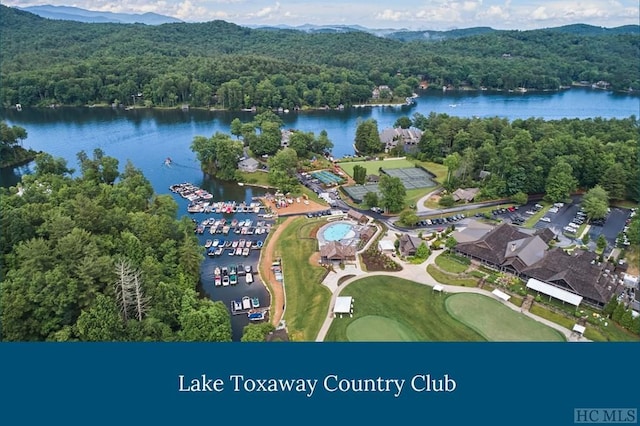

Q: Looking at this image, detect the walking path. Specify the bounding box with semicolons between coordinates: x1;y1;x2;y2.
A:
258;216;295;327
315;249;590;342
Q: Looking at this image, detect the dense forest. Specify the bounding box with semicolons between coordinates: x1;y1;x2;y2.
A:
0;147;234;342
399;114;639;202
1;5;638;110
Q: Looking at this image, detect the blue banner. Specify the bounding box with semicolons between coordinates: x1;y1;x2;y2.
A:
1;342;638;425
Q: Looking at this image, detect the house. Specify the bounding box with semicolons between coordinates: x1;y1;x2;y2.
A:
455;223;621;307
347;209;368;224
280;129;293;148
451;219;494;243
379;127;423;152
320;241;356;263
360;226;377;243
372;85;392;99
238;157;260;173
399;234;423;257
451;187;480;203
366;174;380;183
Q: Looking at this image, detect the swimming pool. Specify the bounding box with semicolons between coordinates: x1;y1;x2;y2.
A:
323;222;356;242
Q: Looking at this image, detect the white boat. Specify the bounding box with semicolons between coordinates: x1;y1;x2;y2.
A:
242;296;251;310
245;273;253;284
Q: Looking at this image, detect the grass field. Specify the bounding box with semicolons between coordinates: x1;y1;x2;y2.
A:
324;276;485;342
338;158;416;178
346;315;418;341
446;293;565;341
273;217;331;341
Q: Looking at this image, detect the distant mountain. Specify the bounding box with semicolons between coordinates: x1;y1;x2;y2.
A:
541;23;640;35
18;4;182;25
385;27;497;41
249;23;407;37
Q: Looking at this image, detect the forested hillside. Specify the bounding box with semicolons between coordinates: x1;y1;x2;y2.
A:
1;5;638;110
0;147;232;342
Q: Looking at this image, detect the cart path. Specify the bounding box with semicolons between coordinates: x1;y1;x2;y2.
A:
260;216;295;327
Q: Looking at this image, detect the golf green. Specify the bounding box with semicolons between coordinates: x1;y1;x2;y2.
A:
445;293;565;341
346;315;418;341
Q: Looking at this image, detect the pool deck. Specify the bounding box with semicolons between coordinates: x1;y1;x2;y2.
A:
317;220;363;249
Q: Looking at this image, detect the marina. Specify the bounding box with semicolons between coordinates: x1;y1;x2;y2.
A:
171;181;274;334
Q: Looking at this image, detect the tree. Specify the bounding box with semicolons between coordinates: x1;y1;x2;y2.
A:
443;152;461;186
394;116;412;129
582;185;609;220
354;119;382;155
241;322;275;342
445;236;457;252
214;135;243;181
352;164;367;185
75;294;125;341
268;148;299;193
599;163;627;201
415;242;430;259
596;234;607;253
399;210;419;226
603;297;619;317
438;194;455;207
612;302;625;322
379;174;405;213
230;118;243;139
363;191;379;208
510;191;528;206
545;159;577;203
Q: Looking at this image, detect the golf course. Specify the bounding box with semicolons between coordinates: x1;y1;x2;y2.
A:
324;275;565;342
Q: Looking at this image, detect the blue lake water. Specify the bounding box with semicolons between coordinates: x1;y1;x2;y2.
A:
1;87;638;340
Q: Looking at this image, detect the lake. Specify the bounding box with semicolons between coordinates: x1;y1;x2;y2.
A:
1;87;638;340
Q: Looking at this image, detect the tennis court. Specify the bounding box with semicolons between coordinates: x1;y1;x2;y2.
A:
381;167;435;189
342;184;381;203
312;170;344;185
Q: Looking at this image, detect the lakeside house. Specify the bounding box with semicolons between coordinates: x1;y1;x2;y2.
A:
379;127;423;153
238;157;260;173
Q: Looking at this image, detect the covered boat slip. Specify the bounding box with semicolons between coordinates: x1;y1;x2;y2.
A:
526;278;583;307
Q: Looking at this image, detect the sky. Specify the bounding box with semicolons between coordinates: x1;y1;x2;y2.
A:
3;0;639;30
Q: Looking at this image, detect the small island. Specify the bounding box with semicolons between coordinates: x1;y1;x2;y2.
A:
0;122;39;169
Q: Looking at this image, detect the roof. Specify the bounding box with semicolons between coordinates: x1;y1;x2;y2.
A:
379;127;423;147
238;157;259;167
399;233;422;255
334;296;353;314
522;248;618;305
320;241;356;260
526;278;583;306
378;240;395;251
452;187;480;202
452;220;494;243
456;223;536;271
492;288;511;301
347;209;366;222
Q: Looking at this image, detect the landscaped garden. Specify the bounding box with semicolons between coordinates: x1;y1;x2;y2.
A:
360;246;402;272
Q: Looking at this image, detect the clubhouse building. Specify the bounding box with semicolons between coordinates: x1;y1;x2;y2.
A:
454;223;623;308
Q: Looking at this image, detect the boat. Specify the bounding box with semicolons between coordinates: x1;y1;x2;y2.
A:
214;247;223;256
212;239;219;247
231;219;238;227
242;296;251;310
204;239;212;248
213;266;221;276
207;247;216;257
248;310;266;321
214;276;222;286
245;273;253;284
231;299;242;312
229;265;237;275
238;239;245;248
235;247;243;256
251;297;260;308
222;276;230;286
164;157;172;166
230;274;238;285
242;247;250;256
232;240;239;248
256;240;263;249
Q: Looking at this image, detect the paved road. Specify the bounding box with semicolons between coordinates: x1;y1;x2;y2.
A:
315;248;589;342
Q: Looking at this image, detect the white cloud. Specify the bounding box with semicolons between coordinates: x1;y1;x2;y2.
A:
375;9;407;22
250;2;281;18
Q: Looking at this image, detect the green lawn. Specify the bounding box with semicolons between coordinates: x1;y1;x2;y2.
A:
272;217;331;341
434;253;470;274
338;158;417;178
346;315;419;341
446;293;566;341
324;276;485;342
427;264;479;287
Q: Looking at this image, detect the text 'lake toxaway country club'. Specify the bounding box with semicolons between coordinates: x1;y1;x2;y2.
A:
177;374;458;397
